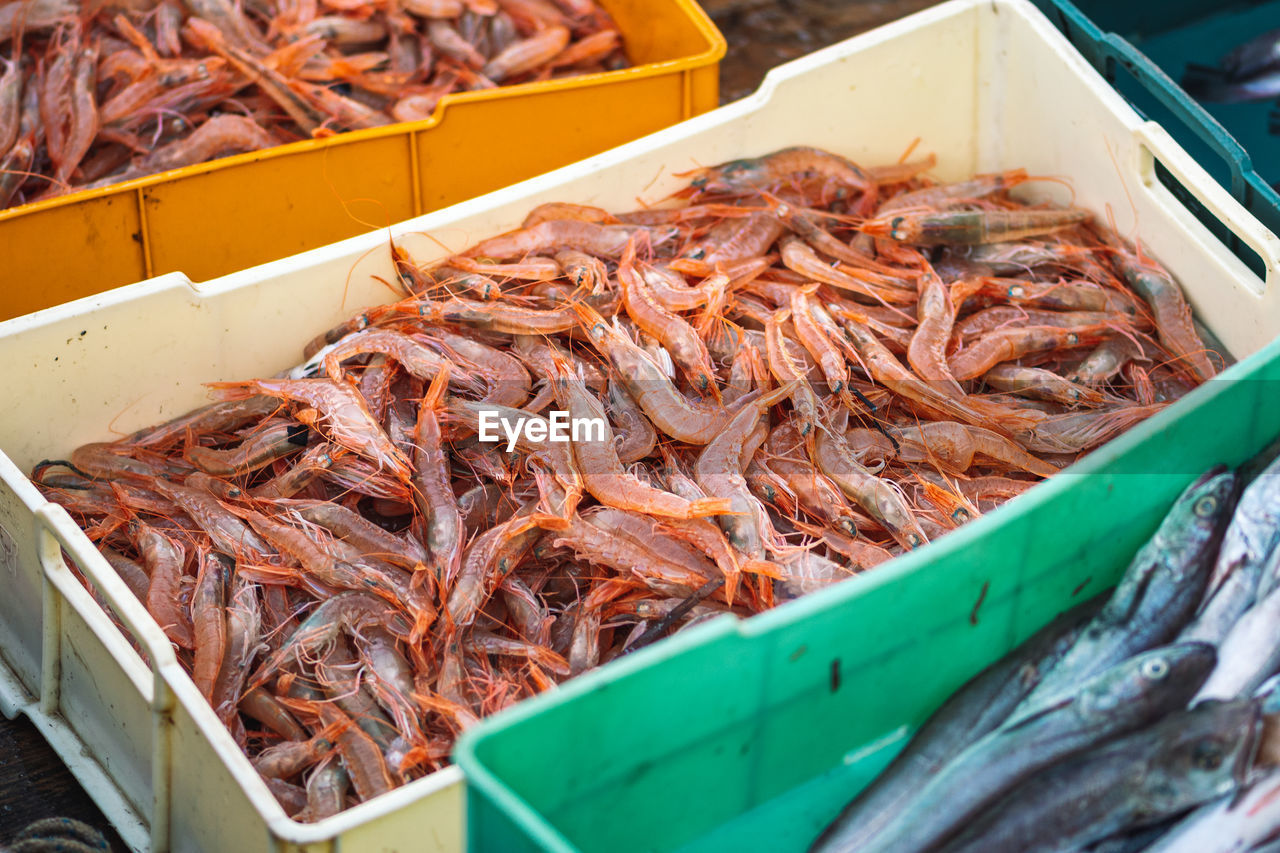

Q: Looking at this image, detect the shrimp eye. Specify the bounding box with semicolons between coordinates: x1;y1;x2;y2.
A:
775;204;791;218
1066;333;1079;345
906;533;922;548
952;508;970;522
686;248;706;260
1194;496;1218;517
889;217;905;239
691;176;707;188
1008;285;1025;298
1139;657;1169;680
1193;742;1225;770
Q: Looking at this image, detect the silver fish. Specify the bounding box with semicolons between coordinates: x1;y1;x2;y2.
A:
1183;453;1280;643
853;643;1216;853
1195;563;1280;703
809;597;1101;853
1017;467;1236;714
1144;764;1280;852
936;698;1263;853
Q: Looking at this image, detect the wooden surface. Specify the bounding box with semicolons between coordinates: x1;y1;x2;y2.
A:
0;714;126;851
0;1;945;847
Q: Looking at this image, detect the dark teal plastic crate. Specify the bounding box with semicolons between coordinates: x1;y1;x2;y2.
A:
1032;0;1280;279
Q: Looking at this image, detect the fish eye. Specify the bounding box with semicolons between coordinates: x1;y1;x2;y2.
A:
1193;742;1224;770
1139;658;1169;680
1194;496;1218;517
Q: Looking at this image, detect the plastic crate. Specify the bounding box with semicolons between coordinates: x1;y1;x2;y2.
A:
0;0;1273;849
0;0;723;323
449;1;1280;851
1029;0;1280;279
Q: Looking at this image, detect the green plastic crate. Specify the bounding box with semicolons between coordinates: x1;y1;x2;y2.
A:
456;349;1280;853
454;0;1280;849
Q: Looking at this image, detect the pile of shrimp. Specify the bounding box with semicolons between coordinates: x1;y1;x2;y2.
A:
0;0;626;209
31;145;1222;819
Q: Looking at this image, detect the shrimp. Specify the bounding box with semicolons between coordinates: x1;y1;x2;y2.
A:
695;381;798;560
876;168;1032;215
0;52;25;156
605;376;656;464
54;46;97;186
617;237;720;399
483;24;569;80
207;377;413;483
522;202;619;228
130;114;274;175
764;309;822;444
1009;403;1169;454
1110;248;1218;382
459;218;658;260
840;318;1034;436
953;307;1121;342
421;328;530;408
947;323;1114;381
136;520;194;648
814;427;927;550
779;238;916;305
444;511;543;634
413;365;464;584
321;328;466;388
318;703;396;801
862;208;1091;245
189;547;228;701
209;576;260;727
982;363;1114;407
1068;335;1146;385
573;303;736;445
891;421;1060;478
684;146;873;197
185;419;307;476
687;211;787;266
549;359;730;518
907;265;966;398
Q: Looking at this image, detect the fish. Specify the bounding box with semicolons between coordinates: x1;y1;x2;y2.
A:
1143;764;1280;853
1183;453;1280;643
935;697;1263;853
809;596;1103;852
1182;63;1280;103
1193;567;1280;703
1015;467;1237;714
850;642;1217;853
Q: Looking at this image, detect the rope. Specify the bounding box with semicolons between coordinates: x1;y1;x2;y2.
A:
3;818;109;853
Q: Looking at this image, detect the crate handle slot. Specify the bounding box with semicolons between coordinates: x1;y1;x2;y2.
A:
1037;1;1257;194
1133;121;1280;292
33;503;176;852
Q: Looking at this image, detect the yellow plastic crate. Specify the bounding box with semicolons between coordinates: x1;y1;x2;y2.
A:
0;0;723;322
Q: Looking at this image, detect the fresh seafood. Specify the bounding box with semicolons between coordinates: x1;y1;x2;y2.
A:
32;147;1218;818
0;0;628;209
817;447;1280;853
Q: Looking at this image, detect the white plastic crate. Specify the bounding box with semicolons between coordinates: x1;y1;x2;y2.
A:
0;0;1276;850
